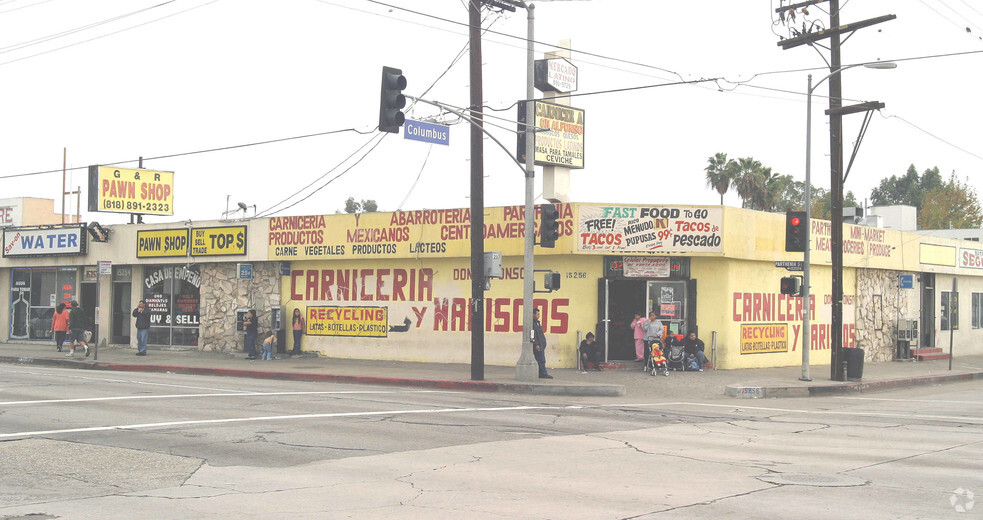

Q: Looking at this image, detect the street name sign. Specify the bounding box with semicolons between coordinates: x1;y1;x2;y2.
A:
775;260;804;271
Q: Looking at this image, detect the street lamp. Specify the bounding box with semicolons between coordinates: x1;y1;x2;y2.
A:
801;61;896;382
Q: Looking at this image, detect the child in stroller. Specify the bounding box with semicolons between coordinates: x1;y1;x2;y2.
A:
645;339;669;376
665;334;686;371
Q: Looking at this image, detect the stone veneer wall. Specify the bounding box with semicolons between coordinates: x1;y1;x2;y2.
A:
198;262;280;352
855;269;909;362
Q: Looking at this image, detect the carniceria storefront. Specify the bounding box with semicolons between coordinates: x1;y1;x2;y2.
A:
267;203;983;369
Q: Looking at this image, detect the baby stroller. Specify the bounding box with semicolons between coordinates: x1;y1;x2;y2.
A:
665;334;686;371
645;340;669;376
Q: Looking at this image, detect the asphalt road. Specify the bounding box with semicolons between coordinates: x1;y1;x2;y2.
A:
1;365;980;519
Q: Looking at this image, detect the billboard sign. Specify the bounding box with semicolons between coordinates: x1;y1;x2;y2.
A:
88;165;174;216
534;57;578;93
137;229;190;258
578;205;722;254
517;100;585;169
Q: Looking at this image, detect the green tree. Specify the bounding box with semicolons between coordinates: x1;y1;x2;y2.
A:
704;152;736;205
731;157;766;210
917;172;983;229
343;197;379;214
869;164;943;209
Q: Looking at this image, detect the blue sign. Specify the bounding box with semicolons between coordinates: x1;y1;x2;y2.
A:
237;263;253;280
404;120;450;146
899;274;913;289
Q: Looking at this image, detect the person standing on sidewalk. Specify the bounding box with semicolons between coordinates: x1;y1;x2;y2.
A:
51;302;70;352
132;300;151;356
642;312;664;365
630;312;646;361
65;300;89;357
290;308;305;355
532;308;553;379
244;309;259;360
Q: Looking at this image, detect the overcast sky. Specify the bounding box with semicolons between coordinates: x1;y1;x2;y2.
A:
1;0;981;224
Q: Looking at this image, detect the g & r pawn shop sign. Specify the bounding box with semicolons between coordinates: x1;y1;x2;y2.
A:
88;165;174;216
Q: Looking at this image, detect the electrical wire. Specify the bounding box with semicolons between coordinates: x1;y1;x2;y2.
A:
0;0;217;67
0;127;373;180
396;144;432;211
0;0;55;15
879;112;983;162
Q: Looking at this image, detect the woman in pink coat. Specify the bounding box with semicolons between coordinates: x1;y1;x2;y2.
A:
630;312;645;361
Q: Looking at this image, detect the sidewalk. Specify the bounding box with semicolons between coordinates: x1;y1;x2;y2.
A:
1;342;982;399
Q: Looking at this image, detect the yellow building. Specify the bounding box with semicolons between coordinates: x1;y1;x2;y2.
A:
4;202;982;370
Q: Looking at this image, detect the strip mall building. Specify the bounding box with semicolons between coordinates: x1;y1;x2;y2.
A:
3;202;982;369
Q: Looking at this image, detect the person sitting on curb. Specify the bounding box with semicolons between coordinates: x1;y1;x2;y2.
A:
683;331;709;371
579;332;602;372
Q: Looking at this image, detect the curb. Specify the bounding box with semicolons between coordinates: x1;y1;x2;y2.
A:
0;356;626;397
725;370;983;398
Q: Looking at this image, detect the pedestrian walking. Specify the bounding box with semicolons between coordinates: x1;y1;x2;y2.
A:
291;308;305;355
532;308;553;379
65;300;89;357
132;300;151;356
244;309;258;360
50;302;70;352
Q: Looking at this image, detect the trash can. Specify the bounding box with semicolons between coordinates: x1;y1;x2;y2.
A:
896;340;910;360
844;347;864;381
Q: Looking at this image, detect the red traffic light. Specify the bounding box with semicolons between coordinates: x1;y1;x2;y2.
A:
789;217;800;227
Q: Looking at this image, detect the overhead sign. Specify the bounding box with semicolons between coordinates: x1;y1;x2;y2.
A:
404;120;450;146
775;260;804;271
517;100;585;169
191;226;247;256
137;229;189;258
535;57;578;93
88;165;174;216
3;225;87;257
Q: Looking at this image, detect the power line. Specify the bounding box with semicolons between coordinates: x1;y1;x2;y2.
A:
0;0;216;67
880;112;983;162
0;127;373;180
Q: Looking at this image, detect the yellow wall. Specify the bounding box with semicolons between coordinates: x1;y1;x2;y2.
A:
280;254;602;367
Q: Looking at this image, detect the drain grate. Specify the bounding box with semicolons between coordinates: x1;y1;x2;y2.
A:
758;473;868;487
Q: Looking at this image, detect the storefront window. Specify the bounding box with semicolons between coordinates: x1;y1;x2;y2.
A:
142;265;200;346
9;267;76;341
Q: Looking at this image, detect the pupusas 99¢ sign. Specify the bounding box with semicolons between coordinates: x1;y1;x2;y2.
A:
88;165;174;216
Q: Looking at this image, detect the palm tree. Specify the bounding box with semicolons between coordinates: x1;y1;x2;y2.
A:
732;157;765;210
704;153;734;205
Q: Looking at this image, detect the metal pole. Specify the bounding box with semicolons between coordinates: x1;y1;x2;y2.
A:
829;0;845;382
801;74;813;382
949;277;955;370
469;0;485;381
516;2;538;380
62;148;66;224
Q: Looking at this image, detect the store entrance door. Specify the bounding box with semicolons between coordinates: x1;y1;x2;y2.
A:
602;279;646;360
81;282;98;345
646;280;689;338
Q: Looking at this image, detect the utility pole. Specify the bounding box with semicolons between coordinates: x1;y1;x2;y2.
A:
777;1;895;381
828;0;844;382
469;0;485;381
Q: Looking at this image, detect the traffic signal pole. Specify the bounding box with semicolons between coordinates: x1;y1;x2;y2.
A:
516;2;539;381
469;0;485;381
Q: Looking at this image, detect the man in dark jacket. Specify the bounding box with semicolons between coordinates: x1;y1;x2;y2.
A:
66;300;89;357
132;300;151;356
532;308;552;379
683;331;709;371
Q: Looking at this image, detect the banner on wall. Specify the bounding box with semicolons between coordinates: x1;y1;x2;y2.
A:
740;323;788;354
578;205;722;253
306;306;388;338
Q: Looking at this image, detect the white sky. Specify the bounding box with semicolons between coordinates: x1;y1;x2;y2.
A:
1;0;981;224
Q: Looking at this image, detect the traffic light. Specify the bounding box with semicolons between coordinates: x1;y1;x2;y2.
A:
378;66;407;133
544;271;561;291
785;210;807;252
780;276;801;296
539;203;559;248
